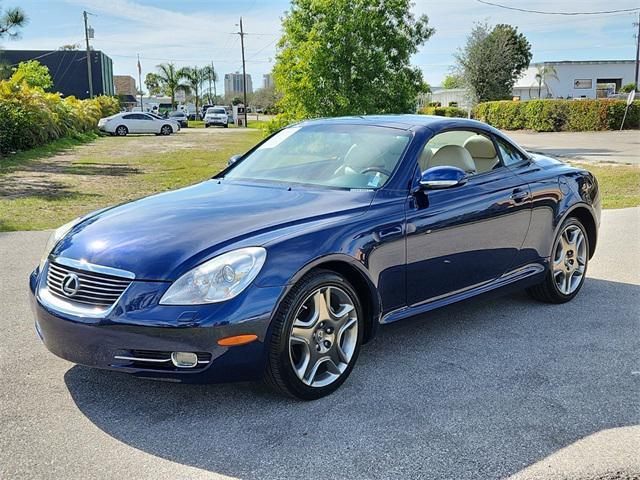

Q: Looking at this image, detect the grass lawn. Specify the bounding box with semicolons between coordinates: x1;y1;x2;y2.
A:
1;131;638;231
572;162;640;209
0;129;262;231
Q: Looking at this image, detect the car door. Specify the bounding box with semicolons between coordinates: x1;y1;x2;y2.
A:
405;128;532;306
139;114;159;133
121;114;140;133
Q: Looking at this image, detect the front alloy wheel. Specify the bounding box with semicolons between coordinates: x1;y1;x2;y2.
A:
266;270;363;399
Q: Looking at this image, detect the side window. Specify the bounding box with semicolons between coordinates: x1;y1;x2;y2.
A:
417;130;500;175
139;114;153;121
495;137;527;166
123;114;135;120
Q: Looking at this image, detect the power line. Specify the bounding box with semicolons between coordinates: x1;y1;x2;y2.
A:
476;0;640;16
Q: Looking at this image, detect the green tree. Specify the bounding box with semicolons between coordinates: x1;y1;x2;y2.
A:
144;72;162;96
251;85;282;113
154;63;189;108
182;66;207;119
11;60;52;89
455;22;532;102
273;0;434;120
620;83;636;94
0;3;26;40
442;74;463;89
534;64;558;99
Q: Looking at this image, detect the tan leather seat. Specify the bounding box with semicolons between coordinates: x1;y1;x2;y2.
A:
463;135;498;173
427;145;476;174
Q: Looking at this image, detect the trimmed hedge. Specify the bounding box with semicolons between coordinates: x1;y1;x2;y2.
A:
418;106;468;118
0;76;119;155
473;99;640;132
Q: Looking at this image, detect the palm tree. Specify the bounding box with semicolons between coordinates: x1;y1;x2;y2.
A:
155;62;189;108
535;64;558;99
201;64;217;104
0;5;27;39
182;66;208;119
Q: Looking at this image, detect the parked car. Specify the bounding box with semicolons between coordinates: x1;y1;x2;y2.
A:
204;107;229;128
30;116;600;400
168;111;189;128
200;104;214;120
98;112;180;136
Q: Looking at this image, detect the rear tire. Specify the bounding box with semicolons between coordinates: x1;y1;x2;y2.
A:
160;125;173;136
527;217;589;304
265;269;363;400
115;125;128;136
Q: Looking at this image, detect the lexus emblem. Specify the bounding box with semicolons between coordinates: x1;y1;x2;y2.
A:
61;273;80;297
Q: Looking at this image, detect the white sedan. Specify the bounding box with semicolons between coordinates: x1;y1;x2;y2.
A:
98;112;180;136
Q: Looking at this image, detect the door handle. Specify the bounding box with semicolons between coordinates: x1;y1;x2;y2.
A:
510;188;529;203
375;226;403;241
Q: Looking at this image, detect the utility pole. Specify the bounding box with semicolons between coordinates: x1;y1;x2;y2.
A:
634;13;639;92
239;17;248;127
83;10;94;98
137;54;143;111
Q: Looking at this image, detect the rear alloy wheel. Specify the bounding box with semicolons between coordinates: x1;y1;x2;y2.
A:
527;217;589;303
266;270;363;400
115;125;128;136
160;125;173;136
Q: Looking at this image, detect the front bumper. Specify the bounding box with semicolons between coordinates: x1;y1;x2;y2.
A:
29;267;284;383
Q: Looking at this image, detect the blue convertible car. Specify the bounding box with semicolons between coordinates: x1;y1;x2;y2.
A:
29;115;600;399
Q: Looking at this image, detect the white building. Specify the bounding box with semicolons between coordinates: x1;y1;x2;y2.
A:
262;74;274;90
513;60;636;100
425;60;637;108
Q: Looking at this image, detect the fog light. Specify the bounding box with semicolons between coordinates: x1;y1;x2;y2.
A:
170;351;198;368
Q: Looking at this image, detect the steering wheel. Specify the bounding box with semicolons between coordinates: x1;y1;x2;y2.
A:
359;166;392;177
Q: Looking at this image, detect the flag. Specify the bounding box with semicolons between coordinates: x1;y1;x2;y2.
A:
137;57;141;75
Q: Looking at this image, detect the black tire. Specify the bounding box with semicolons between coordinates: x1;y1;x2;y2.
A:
204;124;209;128
160;125;173;136
527;217;589;304
224;123;228;128
115;125;128;136
265;269;364;400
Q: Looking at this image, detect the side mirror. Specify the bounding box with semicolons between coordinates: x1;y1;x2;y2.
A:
228;154;242;166
419;166;468;189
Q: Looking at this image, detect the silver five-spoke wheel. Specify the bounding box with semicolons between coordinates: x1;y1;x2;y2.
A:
289;286;358;388
553;224;587;295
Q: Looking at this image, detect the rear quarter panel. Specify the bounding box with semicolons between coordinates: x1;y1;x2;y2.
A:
511;154;600;264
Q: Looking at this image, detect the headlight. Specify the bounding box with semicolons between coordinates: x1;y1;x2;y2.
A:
39;217;83;271
160;247;267;305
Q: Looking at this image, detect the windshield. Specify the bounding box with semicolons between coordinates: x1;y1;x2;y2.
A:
225;124;411;189
208;108;226;114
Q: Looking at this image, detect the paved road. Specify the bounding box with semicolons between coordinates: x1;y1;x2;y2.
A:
506;130;640;165
1;209;638;480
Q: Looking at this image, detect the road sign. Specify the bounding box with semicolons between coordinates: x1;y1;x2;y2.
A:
627;90;636;106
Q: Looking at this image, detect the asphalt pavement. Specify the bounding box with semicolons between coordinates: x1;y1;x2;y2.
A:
1;208;638;480
505;130;640;165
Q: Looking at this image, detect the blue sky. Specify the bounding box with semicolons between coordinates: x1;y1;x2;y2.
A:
4;0;639;93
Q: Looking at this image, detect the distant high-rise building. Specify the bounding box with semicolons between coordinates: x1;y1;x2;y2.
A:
224;72;253;97
262;74;274;90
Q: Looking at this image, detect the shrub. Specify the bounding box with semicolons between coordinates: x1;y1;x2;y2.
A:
0;75;119;155
419;106;467;118
473;99;640;131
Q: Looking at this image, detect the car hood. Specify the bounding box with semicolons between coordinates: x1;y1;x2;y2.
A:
52;180;374;280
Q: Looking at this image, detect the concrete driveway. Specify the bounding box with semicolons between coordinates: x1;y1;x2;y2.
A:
505;130;640;165
1;208;638;480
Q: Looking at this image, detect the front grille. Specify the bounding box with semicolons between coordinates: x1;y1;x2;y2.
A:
46;261;132;307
